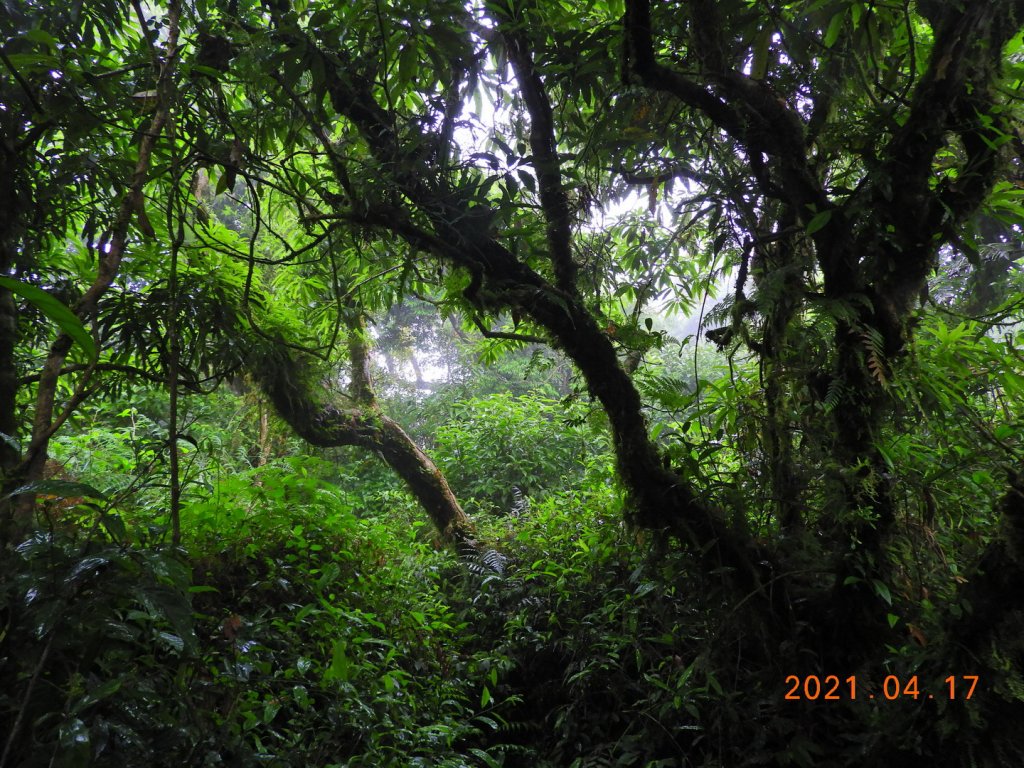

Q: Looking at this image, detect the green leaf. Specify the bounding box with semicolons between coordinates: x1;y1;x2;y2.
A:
67;556;110;585
72;678;123;715
468;747;502;767
398;43;418;87
0;276;97;361
805;209;832;235
156;631;185;653
823;12;844;48
3;479;108;502
57;717;90;768
101;513;127;543
872;579;892;606
324;639;351;682
994;424;1015;440
0;431;20;453
263;700;281;723
24;28;59;51
517;168;536;193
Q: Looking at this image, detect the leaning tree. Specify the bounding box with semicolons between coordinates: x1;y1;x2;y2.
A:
176;0;1024;617
5;2;1024;733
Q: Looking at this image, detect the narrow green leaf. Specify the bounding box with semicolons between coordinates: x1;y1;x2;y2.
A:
0;431;20;453
3;479;107;502
398;43;417;87
872;579;892;606
156;631;185;653
0;276;97;361
325;640;351;682
824;13;844;48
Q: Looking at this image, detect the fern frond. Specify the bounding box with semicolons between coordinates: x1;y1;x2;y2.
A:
860;327;889;387
703;296;734;328
823;377;845;414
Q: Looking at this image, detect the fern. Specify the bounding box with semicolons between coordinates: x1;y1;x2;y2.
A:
703;295;735;328
465;547;508;577
823;377;845;414
638;372;696;412
860;327;889;387
511;486;530;517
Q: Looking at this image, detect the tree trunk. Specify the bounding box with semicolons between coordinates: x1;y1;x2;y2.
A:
310;47;766;590
247;325;473;543
11;3;182;530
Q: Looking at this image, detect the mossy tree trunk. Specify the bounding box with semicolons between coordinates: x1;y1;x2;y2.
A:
249;314;473;543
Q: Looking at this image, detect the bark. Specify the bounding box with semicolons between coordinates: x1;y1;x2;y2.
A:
247;328;473;543
624;0;1024;637
301;45;768;591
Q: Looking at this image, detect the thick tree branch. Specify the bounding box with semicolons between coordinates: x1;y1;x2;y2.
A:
249;337;473;541
855;0;1024;355
623;0;836;249
872;2;1010;252
624;0;746;140
497;15;578;293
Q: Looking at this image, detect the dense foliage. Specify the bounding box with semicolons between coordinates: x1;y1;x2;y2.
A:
3;0;1024;765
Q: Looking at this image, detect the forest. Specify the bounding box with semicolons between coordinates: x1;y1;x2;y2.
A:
2;0;1024;765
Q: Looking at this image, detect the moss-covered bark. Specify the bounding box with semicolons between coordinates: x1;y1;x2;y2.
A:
248;330;472;543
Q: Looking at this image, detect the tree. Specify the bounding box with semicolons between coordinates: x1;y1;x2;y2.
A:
4;0;1024;718
1;0;183;536
188;0;1024;613
623;0;1024;646
248;309;473;541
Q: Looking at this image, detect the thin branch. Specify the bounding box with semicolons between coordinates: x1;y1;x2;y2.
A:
18;362;208;388
472;317;546;344
0;50;44;114
615;163;714;187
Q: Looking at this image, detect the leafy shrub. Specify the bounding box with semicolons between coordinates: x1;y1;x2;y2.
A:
0;525;202;767
430;393;612;514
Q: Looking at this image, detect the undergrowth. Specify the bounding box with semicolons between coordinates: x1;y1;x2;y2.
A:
0;452;1006;767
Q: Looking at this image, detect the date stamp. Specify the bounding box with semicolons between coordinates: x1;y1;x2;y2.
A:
784;674;979;701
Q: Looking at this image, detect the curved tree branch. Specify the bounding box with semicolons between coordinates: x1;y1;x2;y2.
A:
496;11;578;293
471;317;546;345
249;325;473;543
